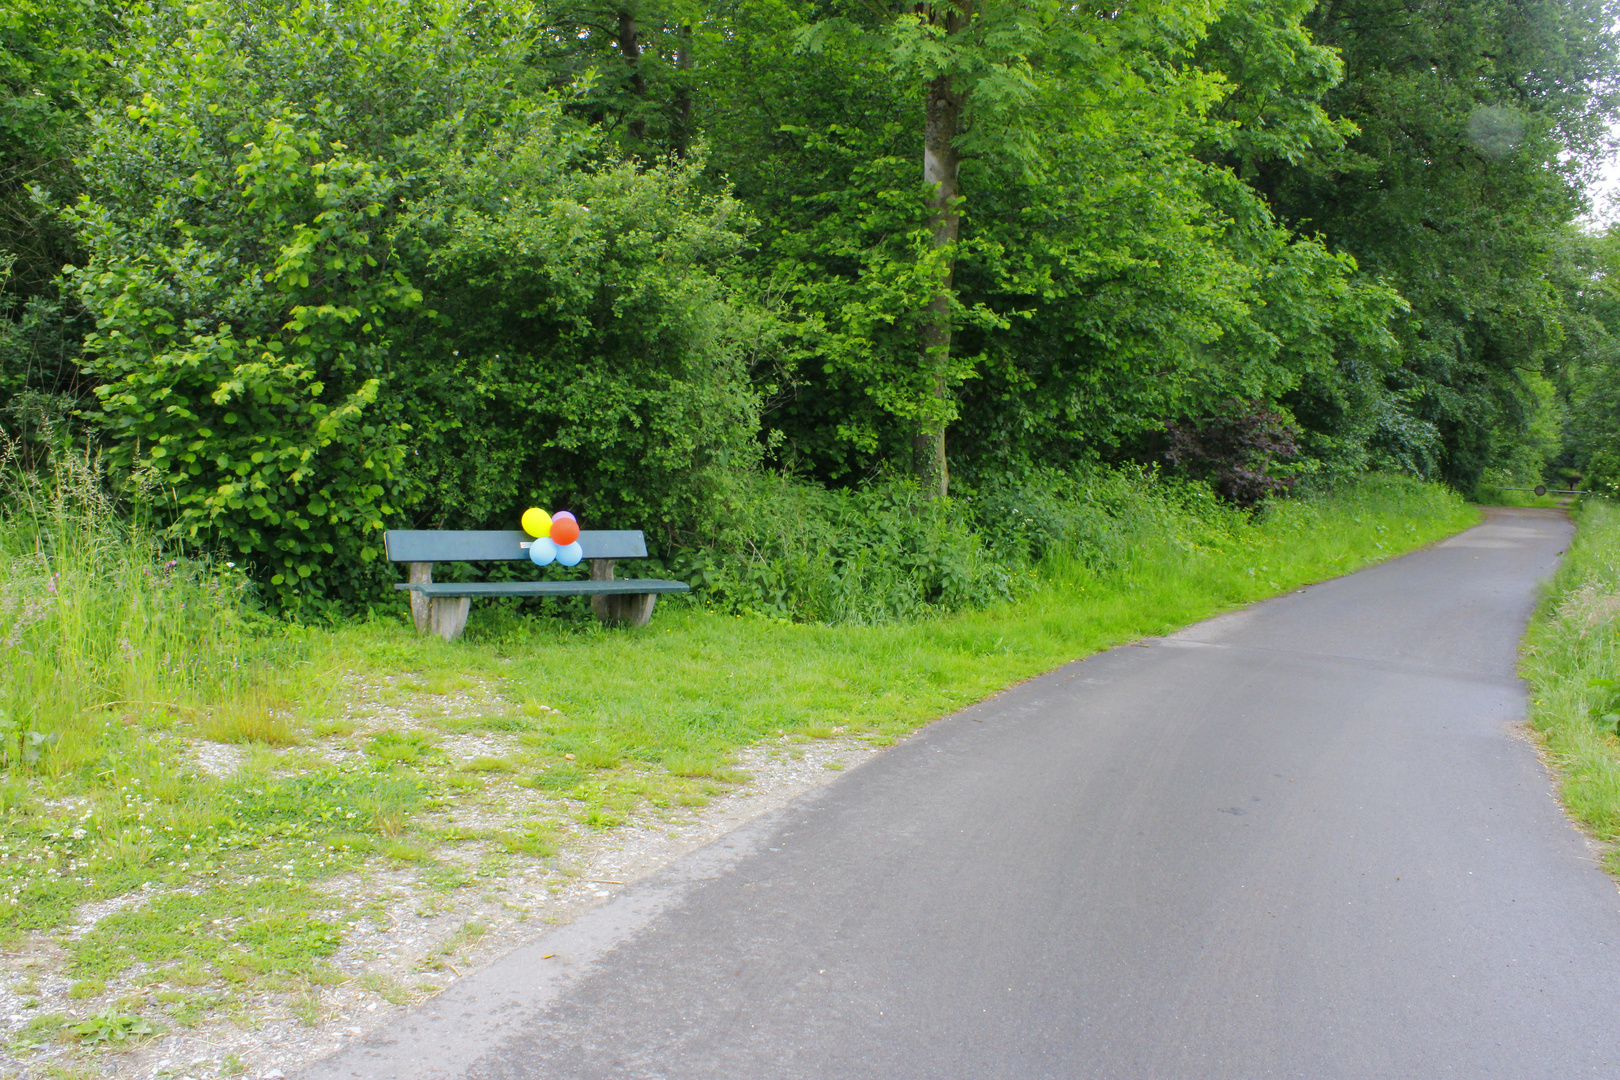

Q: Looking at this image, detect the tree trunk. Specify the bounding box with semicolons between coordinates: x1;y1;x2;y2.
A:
916;68;963;499
617;8;647;144
672;24;693;158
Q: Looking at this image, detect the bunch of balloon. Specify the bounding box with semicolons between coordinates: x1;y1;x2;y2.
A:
522;508;583;566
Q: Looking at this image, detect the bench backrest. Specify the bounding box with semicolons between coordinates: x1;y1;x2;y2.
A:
383;530;648;563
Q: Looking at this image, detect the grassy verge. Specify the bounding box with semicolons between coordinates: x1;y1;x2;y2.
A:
325;474;1478;820
0;470;1475;1070
1523;498;1620;871
1476;484;1571;509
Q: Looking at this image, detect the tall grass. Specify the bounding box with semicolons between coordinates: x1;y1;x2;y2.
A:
1474;483;1570;509
0;440;1466;787
669;474;1029;623
397;472;1476;798
1523;499;1620;861
673;467;1460;625
0;435;294;777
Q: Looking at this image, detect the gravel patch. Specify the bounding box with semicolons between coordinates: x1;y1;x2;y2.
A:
188;740;246;779
0;674;890;1080
64;888;155;942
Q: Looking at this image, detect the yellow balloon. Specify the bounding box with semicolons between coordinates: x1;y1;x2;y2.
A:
521;507;552;538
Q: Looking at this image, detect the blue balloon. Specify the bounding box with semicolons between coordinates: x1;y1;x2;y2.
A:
556;540;584;567
529;537;558;566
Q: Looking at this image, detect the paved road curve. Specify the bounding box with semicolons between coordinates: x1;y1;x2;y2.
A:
307;507;1620;1080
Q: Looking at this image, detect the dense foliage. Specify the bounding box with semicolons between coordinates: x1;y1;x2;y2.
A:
1266;0;1620;490
0;0;111;451
1556;228;1620;495
1;0;1617;609
62;0;766;604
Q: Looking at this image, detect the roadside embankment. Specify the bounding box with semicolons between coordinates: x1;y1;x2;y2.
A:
1523;498;1620;869
0;473;1476;1080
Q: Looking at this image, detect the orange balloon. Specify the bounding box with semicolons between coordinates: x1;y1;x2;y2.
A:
550;514;580;546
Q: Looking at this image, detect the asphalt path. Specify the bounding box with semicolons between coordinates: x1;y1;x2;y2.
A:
306;507;1620;1080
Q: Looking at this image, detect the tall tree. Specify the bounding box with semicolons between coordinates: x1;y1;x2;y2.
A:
1256;0;1620;489
533;0;706;157
1549;226;1620;494
912;1;966;495
705;0;1382;488
757;0;1241;494
887;0;1241;495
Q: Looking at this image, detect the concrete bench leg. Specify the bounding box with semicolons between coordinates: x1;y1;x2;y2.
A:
589;559;656;627
593;592;656;627
625;592;657;627
409;562;433;634
429;597;471;641
409;560;468;640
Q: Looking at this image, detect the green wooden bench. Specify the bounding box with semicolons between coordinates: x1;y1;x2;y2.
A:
384;529;689;641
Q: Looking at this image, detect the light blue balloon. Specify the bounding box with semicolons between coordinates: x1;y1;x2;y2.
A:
529;537;558;566
556;540;584;567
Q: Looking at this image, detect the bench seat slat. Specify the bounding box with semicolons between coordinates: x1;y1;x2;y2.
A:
393;579;689;598
384;530;649;563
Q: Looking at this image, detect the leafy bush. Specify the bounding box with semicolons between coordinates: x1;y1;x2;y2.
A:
967;464;1243;571
68;0;767;610
1163;399;1303;506
671;474;1027;625
672;464;1267;624
399;128;769;540
665;465;1465;626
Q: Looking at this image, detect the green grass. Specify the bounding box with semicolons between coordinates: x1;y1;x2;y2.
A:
0;465;1476;1042
320;474;1478;821
1476;484;1571;509
1523;498;1620;870
0;447;308;779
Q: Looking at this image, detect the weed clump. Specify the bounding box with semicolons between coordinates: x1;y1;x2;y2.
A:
70;1008;159;1046
0;434;294;778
